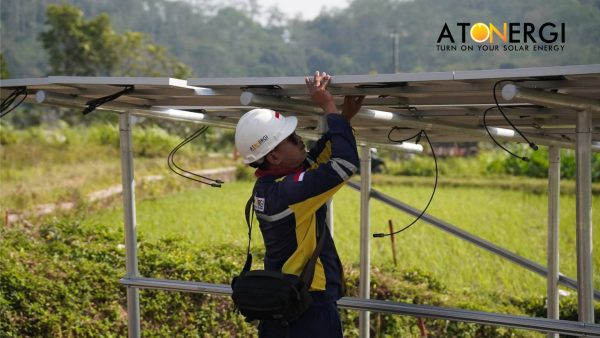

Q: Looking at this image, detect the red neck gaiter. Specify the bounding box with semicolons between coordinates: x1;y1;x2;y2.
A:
254;165;304;179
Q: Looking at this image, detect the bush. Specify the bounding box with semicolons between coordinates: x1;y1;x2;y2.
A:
4;217;591;337
0;218;255;337
0;122;204;158
132;125;185;157
387;144;600;182
235;165;254;181
87;123;120;148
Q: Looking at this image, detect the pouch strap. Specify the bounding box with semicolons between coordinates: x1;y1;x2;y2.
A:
241;195;254;273
243;194;329;289
299;217;328;288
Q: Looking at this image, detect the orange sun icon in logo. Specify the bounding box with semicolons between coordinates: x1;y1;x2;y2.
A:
470;23;490;43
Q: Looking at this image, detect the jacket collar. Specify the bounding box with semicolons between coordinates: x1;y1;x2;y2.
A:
254;165;304;179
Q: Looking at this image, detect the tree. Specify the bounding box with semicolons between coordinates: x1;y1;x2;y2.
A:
38;3;192;78
39;4;119;76
0;54;10;79
114;31;192;78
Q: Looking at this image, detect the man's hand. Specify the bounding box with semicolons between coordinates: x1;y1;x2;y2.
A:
305;70;337;114
341;95;365;121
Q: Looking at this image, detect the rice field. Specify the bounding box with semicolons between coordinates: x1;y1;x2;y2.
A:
81;177;600;299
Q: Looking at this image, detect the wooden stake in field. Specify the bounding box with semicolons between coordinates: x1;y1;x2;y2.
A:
388;219;397;266
418;317;428;337
389;219;427;336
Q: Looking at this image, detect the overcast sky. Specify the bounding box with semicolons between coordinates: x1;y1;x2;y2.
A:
254;0;350;20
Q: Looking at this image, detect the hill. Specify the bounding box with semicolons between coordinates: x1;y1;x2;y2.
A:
2;0;600;78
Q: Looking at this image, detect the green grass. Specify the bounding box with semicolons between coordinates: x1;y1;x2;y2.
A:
81;177;600;300
0;124;236;210
7;217;574;337
3;123;599;330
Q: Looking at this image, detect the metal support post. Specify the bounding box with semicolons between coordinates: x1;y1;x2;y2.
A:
119;113;141;338
547;145;560;338
359;146;372;338
575;111;594;324
120;276;600;336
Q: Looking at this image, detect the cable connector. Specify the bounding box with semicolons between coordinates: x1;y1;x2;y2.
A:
373;233;385;238
415;131;423;144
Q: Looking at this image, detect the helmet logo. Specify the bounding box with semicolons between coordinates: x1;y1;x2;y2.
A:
249;135;269;152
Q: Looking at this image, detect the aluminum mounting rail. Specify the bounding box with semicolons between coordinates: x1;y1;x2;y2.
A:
34;90;233;128
502;83;600;114
119;276;600;336
34;90;422;153
345;181;600;301
240;92;598;151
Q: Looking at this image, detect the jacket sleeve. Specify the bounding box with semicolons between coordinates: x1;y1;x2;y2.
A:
273;114;359;223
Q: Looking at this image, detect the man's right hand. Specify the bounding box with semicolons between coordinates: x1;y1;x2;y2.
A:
305;70;337;114
341;95;365;121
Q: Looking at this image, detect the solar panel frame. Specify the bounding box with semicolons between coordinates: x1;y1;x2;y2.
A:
1;64;599;150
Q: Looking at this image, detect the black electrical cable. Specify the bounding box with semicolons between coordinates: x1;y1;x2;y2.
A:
374;129;437;238
491;80;538;150
1;87;28;118
82;85;134;115
167;126;224;187
168;126;224;187
387;127;423;144
168;126;223;187
483;106;530;162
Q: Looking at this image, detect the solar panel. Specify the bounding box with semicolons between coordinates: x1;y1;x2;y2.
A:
1;64;599;151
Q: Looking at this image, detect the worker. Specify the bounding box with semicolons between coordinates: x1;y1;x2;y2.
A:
234;71;364;337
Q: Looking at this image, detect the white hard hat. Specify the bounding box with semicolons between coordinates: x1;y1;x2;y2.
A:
235;108;297;164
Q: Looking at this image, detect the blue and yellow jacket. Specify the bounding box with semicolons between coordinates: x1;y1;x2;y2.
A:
252;114;359;302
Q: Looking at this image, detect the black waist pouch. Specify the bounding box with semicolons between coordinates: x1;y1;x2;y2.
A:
231;196;327;324
231;270;312;323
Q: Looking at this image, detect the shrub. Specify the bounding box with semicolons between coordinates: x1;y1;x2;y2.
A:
87;123;120;148
0;121;18;145
2;218;597;337
387;144;600;182
235;165;254;181
0;218;255;337
132;125;184;157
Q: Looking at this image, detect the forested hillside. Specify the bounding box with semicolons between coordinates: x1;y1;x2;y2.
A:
2;0;600;78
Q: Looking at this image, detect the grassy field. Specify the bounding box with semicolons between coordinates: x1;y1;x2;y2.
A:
0;125;236;210
2;123;599;300
2;123;599;335
81;177;600;300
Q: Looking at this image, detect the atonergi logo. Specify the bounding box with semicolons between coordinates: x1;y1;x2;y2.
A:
250;135;269;152
436;22;566;52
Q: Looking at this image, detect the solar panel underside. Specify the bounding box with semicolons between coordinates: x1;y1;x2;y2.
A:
1;64;599;150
